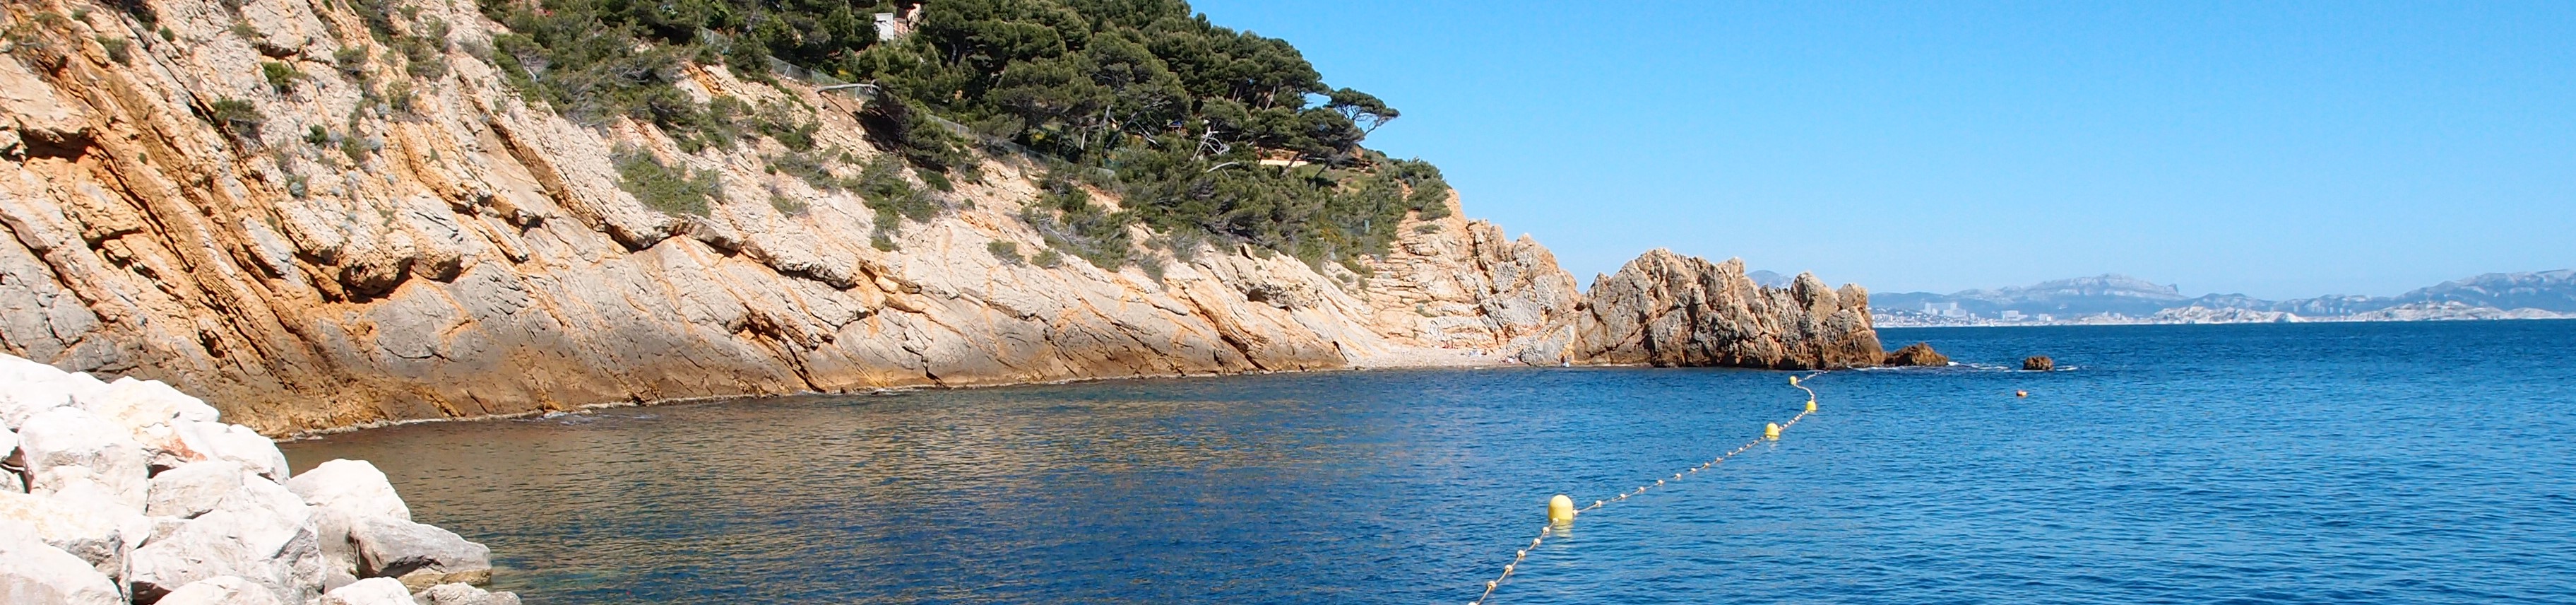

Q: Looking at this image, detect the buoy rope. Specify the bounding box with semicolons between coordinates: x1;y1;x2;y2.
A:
1466;370;1829;605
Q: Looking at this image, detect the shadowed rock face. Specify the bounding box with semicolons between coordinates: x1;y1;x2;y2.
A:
0;0;1887;435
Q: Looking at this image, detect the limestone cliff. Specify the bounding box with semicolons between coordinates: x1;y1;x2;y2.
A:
0;0;1888;436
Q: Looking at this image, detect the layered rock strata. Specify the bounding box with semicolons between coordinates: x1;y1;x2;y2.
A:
0;0;1892;436
0;353;514;605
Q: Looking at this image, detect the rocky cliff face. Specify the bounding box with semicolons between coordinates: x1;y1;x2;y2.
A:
0;0;1888;436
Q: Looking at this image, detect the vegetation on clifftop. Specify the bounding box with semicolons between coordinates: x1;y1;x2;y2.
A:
473;0;1451;271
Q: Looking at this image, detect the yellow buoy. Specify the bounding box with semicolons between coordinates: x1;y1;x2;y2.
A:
1805;399;1817;413
1764;422;1781;440
1548;494;1576;525
1788;375;1800;386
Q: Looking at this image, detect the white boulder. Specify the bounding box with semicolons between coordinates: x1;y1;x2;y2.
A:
130;421;290;481
348;515;492;589
0;360;106;430
0;532;122;605
153;575;285;605
287;459;409;522
413;582;523;605
91;377;222;437
0;491;146;579
128;480;324;604
171;421;291;481
15;408;148;511
317;577;414;605
148;460;259;519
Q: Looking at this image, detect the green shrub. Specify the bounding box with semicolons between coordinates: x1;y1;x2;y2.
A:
334;47;371;80
1030;249;1064;268
261;61;304;93
95;36;131;64
208;98;263;137
985;240;1021;264
766;150;839;192
768;193;807;216
855;156;937;223
340;136;374;163
613;149;719;216
751;99;818;151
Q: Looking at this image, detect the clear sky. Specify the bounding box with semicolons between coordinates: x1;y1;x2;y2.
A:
1187;1;2576;299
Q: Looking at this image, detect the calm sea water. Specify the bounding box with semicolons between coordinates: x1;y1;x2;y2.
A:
283;321;2576;604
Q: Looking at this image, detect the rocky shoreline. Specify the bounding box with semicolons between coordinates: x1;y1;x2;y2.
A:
0;0;1911;438
2;353;514;605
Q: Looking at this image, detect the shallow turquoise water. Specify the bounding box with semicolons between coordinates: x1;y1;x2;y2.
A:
284;320;2576;604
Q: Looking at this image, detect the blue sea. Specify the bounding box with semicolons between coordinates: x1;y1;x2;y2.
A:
283;320;2576;604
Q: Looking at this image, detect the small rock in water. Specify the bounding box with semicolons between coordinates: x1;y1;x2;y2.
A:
1881;343;1951;367
413;582;525;605
2023;356;2055;372
349;515;494;589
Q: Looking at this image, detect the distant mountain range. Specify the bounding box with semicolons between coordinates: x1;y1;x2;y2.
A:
1873;270;2576;326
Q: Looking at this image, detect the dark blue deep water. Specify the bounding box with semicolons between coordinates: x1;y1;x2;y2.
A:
283;321;2576;604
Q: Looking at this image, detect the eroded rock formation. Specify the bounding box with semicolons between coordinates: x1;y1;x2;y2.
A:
0;0;1895;436
1517;250;1886;369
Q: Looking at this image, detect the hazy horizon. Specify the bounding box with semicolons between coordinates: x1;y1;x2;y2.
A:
1192;1;2576;300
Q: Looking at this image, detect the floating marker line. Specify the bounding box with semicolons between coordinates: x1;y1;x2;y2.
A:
1465;370;1829;605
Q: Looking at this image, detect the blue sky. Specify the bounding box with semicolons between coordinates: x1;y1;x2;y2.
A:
1188;1;2576;299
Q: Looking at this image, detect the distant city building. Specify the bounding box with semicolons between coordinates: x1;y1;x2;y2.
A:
1921;302;1969;318
2001;310;2025;320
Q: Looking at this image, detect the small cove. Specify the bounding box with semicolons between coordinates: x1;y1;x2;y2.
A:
285;321;2576;604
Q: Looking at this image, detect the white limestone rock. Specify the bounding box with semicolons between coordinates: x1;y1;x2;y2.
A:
158;421;292;481
0;491;146;579
348;515;491;589
15;408;148;512
287;459;410;522
91;377;222;437
0;367;107;433
148;459;258;519
318;577;414;605
127;480;324;605
413;582;523;605
0;533;121;605
153;575;285;605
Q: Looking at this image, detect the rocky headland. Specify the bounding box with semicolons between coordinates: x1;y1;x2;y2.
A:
0;0;1920;439
2;353;514;605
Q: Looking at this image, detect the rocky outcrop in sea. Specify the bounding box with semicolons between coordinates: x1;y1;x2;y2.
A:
1516;251;1884;369
1;353;512;605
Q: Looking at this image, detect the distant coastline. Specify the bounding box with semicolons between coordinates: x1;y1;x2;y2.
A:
1875;270;2576;327
1877;302;2572;328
